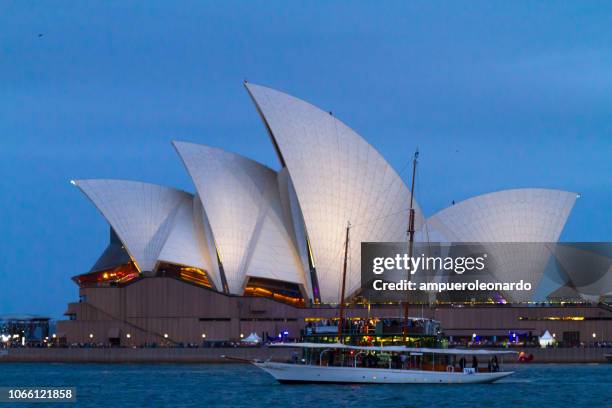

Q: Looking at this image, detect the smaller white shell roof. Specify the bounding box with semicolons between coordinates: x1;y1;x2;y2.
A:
426;188;578;302
173;141;310;297
157;193;222;290
427;188;577;243
74;179;200;274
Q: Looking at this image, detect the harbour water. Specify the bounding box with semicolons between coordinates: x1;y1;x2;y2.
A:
0;363;610;407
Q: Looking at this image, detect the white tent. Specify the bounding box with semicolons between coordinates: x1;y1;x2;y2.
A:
539;330;555;348
241;332;262;344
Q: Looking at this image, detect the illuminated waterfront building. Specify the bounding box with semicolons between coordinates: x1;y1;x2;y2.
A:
58;83;612;346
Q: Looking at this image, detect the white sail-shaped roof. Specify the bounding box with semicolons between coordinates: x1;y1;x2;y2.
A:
427;189;576;243
427;188;577;302
245;82;424;303
173;141;310;297
157;194;222;290
74;179;191;273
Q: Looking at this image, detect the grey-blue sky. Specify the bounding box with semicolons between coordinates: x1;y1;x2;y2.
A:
1;1;610;317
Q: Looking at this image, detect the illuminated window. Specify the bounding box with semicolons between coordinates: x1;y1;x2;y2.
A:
157;262;213;288
244;277;305;307
72;262;139;287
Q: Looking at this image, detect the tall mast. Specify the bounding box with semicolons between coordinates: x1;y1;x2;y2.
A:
402;149;419;342
337;222;351;344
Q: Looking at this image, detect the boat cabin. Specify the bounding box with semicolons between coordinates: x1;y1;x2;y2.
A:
271;343;516;373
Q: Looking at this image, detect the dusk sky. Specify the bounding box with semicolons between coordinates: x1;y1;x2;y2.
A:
1;1;610;317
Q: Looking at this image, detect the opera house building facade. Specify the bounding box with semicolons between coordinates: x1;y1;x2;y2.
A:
57;83;612;346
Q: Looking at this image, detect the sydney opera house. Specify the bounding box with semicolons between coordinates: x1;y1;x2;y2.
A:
57;83;612;346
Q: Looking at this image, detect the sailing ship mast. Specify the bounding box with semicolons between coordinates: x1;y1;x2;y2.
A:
337;222;351;343
402;149;419;342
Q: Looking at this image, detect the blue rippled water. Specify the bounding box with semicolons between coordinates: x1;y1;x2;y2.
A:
0;363;610;407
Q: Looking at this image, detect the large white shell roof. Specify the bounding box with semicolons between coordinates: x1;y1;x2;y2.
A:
173;141;310;297
245;82;424;303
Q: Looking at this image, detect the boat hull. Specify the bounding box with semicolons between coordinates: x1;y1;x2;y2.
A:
254;362;513;384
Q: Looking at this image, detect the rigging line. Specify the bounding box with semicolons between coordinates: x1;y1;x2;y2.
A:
348;207;412;229
376;159;414;210
377;160;412;200
357;152;418;241
368;155;417;215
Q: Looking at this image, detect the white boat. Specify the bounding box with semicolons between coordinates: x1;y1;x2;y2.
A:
253;343;516;384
